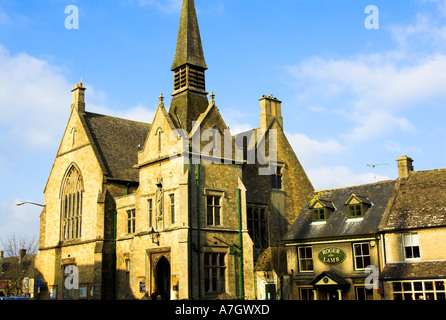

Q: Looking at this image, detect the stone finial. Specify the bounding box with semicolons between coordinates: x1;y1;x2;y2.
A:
159;93;165;108
210;91;215;102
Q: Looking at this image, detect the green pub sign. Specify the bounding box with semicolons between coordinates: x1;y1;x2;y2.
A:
318;247;346;265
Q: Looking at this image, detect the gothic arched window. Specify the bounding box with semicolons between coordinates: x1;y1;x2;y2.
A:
61;164;84;241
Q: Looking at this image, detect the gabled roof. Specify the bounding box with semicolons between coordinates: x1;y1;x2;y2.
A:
310;271;351;287
83;112;150;182
283;180;396;242
380;168;446;231
311;199;335;210
345;194;371;206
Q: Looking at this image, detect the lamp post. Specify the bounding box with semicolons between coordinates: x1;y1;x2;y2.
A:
16;201;45;207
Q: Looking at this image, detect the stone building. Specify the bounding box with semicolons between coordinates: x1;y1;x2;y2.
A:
0;250;36;298
34;0;314;300
283;180;396;300
379;156;446;300
284;155;446;301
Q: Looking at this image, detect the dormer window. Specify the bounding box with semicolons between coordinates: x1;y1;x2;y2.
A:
345;194;371;219
348;204;363;218
310;199;334;223
312;208;326;222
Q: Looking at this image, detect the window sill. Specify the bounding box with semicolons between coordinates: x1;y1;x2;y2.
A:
346;217;364;222
310;221;326;225
404;258;421;262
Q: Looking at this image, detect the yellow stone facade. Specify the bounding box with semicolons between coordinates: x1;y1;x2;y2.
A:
34;0;314;300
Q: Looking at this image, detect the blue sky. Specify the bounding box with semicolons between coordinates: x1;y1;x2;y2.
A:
1;0;446;240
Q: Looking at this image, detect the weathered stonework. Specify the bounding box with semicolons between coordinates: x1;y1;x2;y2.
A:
34;0;314;300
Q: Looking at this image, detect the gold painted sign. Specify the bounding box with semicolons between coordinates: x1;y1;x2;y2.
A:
318;247;346;265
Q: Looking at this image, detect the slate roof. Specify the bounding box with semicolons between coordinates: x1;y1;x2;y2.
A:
380;169;446;231
380;261;446;280
283;180;396;242
83;112;151;182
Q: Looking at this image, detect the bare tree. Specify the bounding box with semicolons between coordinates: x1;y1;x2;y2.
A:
1;233;38;257
0;233;38;296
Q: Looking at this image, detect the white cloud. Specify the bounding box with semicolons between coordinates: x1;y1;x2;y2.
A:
0;44;156;152
0;199;41;238
307;165;390;191
391;1;446;49
341;111;415;143
219;108;255;135
84;83;156;123
0;44;72;150
89;101;156;124
287;53;446;143
287;132;344;166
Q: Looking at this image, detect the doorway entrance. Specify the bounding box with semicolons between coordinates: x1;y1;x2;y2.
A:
155;256;170;300
327;289;340;300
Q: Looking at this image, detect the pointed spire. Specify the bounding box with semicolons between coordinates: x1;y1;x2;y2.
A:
169;0;209;133
171;0;207;71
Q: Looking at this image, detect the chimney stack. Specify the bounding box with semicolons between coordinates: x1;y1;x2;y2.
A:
71;82;86;114
397;155;414;179
259;95;283;130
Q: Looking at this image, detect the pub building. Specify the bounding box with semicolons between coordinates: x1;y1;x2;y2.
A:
283;180;396;300
284;155;446;301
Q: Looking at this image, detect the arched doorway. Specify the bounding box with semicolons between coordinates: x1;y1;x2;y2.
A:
155;256;170;300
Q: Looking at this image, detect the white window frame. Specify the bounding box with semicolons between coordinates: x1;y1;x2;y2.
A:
353;242;371;270
403;233;420;261
298;246;314;272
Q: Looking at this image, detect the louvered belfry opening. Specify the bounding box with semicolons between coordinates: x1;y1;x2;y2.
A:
173;65;205;92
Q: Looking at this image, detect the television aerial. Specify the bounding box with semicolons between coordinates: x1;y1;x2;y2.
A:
366;163;388;182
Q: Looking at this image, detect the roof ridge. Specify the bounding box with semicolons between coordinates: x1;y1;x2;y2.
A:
314;179;396;193
85;111;151;126
410;167;446;174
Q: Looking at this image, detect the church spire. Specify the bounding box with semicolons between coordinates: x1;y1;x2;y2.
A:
169;0;209;132
171;0;207;71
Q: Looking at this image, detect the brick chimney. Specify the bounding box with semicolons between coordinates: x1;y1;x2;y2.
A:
259;95;283;130
71;82;86;114
397;155;414;179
